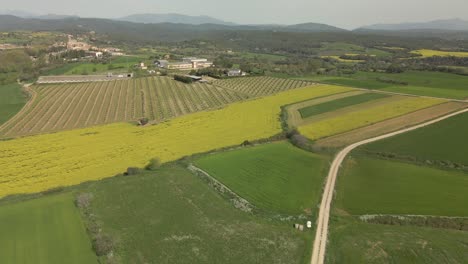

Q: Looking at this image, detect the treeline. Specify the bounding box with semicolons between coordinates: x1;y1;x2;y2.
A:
360;215;468;231
173;75;193;84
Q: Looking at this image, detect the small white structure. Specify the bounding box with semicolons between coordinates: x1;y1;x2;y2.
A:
307;221;312;229
228;69;242;77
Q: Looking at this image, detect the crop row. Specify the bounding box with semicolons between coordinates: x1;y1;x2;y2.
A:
214;76;313;97
0;77;249;137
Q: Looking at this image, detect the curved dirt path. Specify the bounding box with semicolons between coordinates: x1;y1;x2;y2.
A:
310;107;468;264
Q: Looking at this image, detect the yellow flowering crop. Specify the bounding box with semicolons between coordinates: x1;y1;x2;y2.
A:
0;85;351;197
299;97;445;140
411;49;468;58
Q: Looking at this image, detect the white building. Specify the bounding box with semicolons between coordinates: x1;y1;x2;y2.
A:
156;58;213;70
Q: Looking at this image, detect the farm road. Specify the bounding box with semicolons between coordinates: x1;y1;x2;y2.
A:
310;107;468;264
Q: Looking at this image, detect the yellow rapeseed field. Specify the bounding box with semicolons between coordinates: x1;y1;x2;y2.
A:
411;49;468;58
298;97;445;140
0;85;351;197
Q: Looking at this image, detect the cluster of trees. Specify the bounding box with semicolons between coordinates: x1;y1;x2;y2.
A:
0;50;35;84
174;75;193;83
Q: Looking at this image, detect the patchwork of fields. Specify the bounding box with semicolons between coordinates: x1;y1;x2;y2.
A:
360;111;468;166
297;71;468;99
327;107;468;262
297;96;444;140
0;84;350;197
314;101;467;148
79;165;311;263
0;77;249;137
195;142;328;215
0;194;97;264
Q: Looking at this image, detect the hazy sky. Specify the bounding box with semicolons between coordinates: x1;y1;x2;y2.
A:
2;0;468;29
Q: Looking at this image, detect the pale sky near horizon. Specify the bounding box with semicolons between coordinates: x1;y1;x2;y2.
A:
2;0;468;29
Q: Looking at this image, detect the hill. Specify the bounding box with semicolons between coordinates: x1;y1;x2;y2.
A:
359;18;468;31
118;13;236;25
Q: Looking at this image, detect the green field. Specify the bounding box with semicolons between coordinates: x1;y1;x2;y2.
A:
85;165;310;263
298;93;389;118
47;56;147;75
361;111;468;166
195;142;329;215
0;83;27;125
326;216;468;264
335;157;468;216
296;71;468;99
0;194;97;264
318;43;391;57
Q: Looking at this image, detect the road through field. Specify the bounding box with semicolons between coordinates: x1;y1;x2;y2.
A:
310;106;468;264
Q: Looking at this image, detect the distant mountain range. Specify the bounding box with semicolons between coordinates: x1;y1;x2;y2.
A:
0;9;78;20
118;13;237;26
359;18;468;32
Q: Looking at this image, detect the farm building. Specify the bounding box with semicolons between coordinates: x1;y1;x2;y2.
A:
228;69;244;77
156;58;213;70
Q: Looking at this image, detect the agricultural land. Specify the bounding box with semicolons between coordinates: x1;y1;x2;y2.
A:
296;71;468;99
0;84;350;197
1;22;468;264
0;193;97;264
326;107;468;263
194;142;329;215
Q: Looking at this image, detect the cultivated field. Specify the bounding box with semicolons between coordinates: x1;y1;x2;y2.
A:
361;111;468;166
298;71;468;99
0;85;350;197
0;193;97;264
83;165;310;263
314;102;467;148
0;77;248;137
214;76;314;97
298;96;444;140
411;49;468;58
327;216;468;264
335;157;468;216
195;142;329;215
298;92;389;118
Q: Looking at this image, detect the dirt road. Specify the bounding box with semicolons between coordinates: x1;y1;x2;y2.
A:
310;107;468;264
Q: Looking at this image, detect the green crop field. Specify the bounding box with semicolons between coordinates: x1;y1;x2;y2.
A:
296;71;468;99
194;142;329;215
48;56;147;75
214;76;313;97
0;193;97;264
335;157;468;216
84;165;311;263
361;111;468;166
326;216;468;264
0;83;27;125
0;77;248;137
298;93;389;118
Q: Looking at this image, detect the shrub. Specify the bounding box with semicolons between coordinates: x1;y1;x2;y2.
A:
75;193;93;209
138;117;149;126
174;75;193;84
241;140;252;146
125;167;143;176
92;233;114;256
145;158;161;170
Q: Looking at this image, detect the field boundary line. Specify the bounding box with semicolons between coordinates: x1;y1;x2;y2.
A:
187;164;254;212
310;106;468;264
